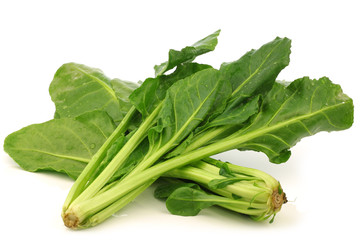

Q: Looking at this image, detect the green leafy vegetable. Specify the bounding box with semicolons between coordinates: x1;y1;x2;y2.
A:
62;67;227;227
3;30;354;230
60;31;223;226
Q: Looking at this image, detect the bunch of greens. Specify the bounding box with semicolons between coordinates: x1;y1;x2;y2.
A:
4;30;354;229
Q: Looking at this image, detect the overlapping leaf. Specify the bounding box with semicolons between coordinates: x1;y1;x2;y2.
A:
148;68;226;153
129;63;212;118
234;77;354;163
166;37;292;157
50;63;125;122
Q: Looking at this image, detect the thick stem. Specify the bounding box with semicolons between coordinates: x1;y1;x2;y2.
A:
66;103;162;209
85;181;153;228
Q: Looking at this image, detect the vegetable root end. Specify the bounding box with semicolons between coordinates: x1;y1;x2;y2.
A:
63;212;79;229
272;189;287;212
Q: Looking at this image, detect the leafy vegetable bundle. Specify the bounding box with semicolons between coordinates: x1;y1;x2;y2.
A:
4;30;354;229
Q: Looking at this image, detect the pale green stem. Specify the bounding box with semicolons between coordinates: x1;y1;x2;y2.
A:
202;158;279;187
62;106;137;214
64;137;237;225
65;118;291;227
66;103;162;209
164;165;270;202
82;182;152;228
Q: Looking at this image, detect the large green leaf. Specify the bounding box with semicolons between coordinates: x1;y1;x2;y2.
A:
234;77;354;163
3;111;116;179
148;68;225;153
154;30;220;77
49;63;125;122
220;37;291;110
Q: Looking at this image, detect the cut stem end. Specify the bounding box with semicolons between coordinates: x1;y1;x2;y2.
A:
63;212;80;229
271;189;287;212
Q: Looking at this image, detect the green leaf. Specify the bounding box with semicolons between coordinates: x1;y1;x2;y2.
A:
220;37;291;109
50;63;124;122
165;186;232;216
154;179;200;199
154;30;220;77
75;110;117;136
165;187;216;216
205;96;260;129
148;68;225;152
3;111;116;179
129;63;212;118
166;96;260;158
235;77;354;163
217;161;235;177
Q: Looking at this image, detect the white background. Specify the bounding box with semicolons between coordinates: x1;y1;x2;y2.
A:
1;0;359;239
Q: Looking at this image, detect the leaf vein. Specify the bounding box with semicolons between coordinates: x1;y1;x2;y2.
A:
309;85;321;113
73;65;117;100
264;133;291;147
10;147;90;163
266;89;299;126
297;120;313;135
232;40;284;97
58;125;93;157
